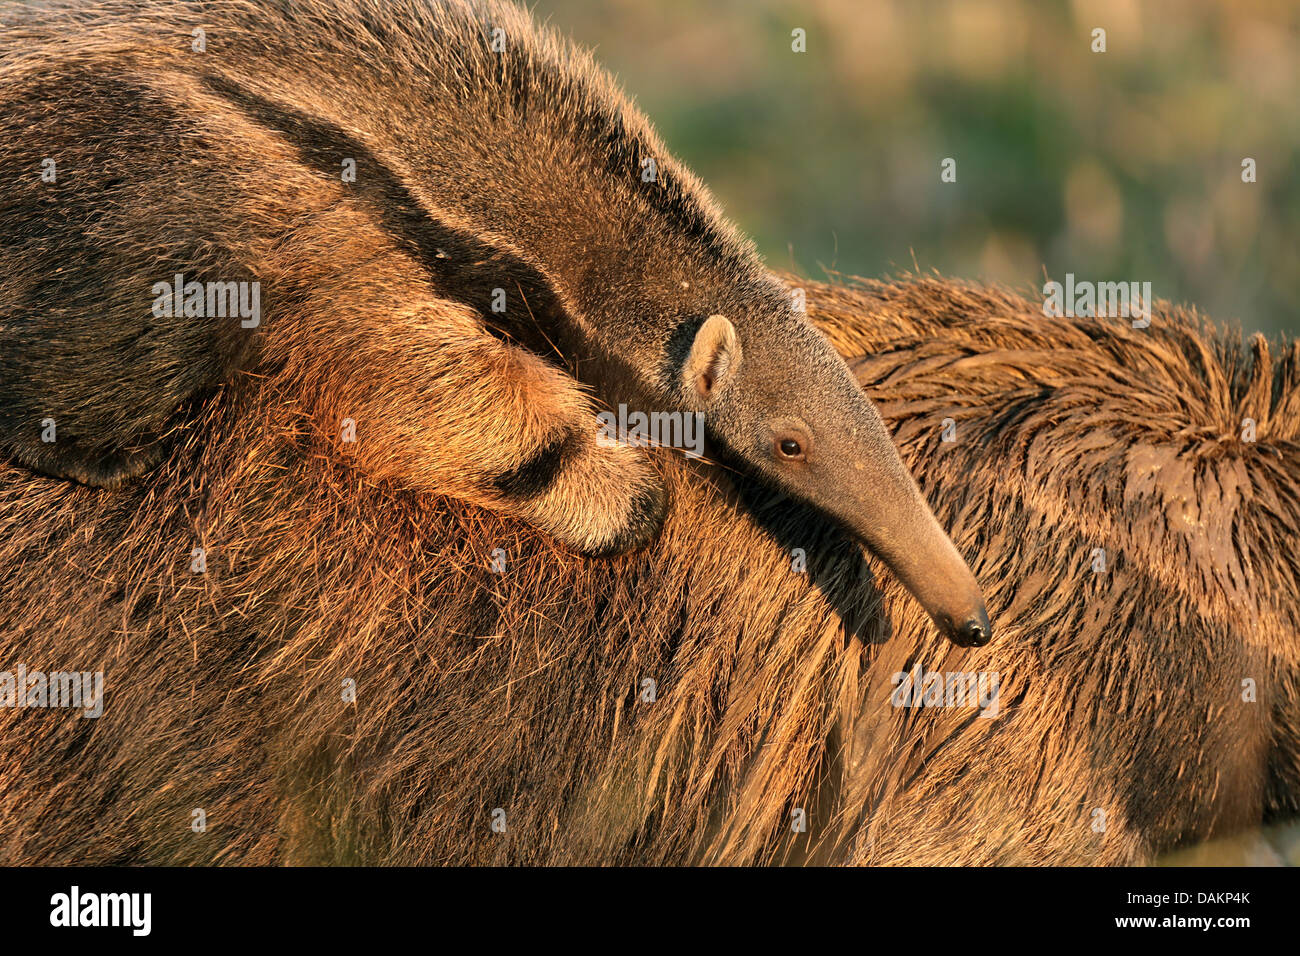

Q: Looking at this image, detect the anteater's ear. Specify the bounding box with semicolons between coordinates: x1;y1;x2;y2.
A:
682;314;742;402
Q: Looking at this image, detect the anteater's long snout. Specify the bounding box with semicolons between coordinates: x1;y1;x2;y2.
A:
706;319;991;647
841;483;993;648
807;406;993;648
926;571;993;647
946;605;993;647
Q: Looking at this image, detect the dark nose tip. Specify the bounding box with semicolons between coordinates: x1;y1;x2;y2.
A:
945;608;992;648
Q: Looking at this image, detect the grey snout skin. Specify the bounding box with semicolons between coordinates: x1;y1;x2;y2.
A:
839;506;994;649
937;606;993;648
706;336;994;648
792;481;995;649
831;475;994;650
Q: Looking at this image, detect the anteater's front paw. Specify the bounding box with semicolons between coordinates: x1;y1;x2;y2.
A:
521;428;669;557
578;471;669;557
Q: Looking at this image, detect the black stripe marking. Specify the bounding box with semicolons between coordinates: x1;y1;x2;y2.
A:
490;428;585;500
199;73;569;356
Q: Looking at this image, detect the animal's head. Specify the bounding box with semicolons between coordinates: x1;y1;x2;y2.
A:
673;304;992;648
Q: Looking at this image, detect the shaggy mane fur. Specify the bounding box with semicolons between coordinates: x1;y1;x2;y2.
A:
2;275;1296;865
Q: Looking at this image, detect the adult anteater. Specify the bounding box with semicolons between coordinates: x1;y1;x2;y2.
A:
1;273;1296;865
1;0;1295;865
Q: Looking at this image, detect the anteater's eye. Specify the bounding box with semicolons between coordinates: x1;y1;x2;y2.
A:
772;419;813;462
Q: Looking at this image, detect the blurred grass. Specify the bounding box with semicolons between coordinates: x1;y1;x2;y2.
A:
534;0;1300;337
1159;821;1300;866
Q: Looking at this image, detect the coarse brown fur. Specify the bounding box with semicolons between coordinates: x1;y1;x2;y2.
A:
0;0;999;862
0;0;689;556
0;0;993;643
1;274;1296;865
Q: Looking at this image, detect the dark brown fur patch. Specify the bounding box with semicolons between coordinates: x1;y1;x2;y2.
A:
1;276;1296;865
490;427;584;499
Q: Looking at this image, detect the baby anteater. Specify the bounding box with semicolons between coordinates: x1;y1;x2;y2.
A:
0;0;990;646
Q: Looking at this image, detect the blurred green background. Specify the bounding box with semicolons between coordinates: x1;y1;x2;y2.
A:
534;0;1299;337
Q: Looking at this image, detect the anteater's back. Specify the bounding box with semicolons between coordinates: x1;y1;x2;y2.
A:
1;273;1297;864
0;0;761;552
2;1;1297;865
